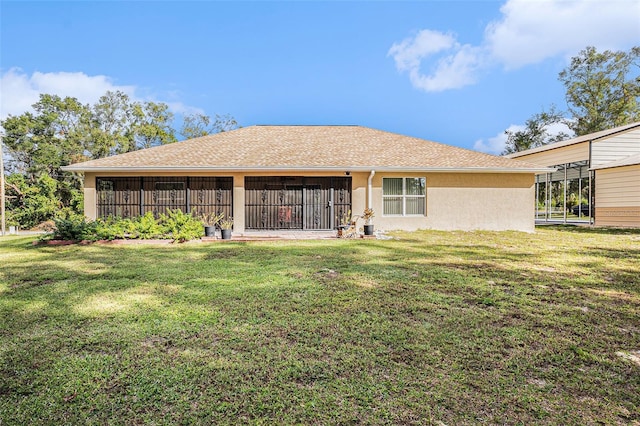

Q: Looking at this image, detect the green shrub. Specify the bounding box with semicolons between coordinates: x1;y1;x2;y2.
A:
133;212;164;239
159;209;204;242
94;217;136;240
46;210;204;243
50;215;98;241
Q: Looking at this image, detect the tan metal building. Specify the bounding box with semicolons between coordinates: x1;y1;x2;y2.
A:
63;125;551;233
507;122;640;228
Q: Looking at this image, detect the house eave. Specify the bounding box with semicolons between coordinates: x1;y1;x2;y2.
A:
61;165;553;174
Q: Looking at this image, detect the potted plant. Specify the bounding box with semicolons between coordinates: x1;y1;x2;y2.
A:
362;208;375;236
336;210;352;238
219;216;233;240
200;212;224;237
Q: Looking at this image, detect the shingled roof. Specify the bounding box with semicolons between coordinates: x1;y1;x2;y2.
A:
62;125;550;173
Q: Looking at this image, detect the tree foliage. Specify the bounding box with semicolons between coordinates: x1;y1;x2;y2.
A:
560;46;640;135
502;106;570;155
180;113;239;140
503;46;639;154
5;174;61;228
1;91;237;228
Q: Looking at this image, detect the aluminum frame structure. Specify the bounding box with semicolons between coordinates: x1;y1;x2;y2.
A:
534;160;594;225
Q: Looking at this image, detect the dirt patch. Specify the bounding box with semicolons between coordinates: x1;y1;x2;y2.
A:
615;350;640;367
11;278;54;289
315;268;340;282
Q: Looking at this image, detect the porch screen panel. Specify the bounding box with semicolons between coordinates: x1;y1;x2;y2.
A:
245;177;304;230
142;177;187;217
189;177;233;219
96;177;141;219
332;177;352;229
303;178;330;230
245;177;351;230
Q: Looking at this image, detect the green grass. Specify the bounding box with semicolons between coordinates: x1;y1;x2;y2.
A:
1;227;639;425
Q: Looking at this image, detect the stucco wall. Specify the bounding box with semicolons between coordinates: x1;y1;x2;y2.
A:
369;172;535;232
83;170;536;232
84;174;97;220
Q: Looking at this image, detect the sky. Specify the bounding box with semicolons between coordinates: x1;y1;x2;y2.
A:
1;0;639;155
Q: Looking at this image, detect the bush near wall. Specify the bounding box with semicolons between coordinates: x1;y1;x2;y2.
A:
45;210;204;243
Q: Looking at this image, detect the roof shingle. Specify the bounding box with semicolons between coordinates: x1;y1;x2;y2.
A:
63;125;550;172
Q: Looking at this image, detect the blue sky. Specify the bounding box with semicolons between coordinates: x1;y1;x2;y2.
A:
1;0;638;154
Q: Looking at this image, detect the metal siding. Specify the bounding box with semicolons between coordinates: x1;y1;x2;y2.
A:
595;165;640;207
514;142;589;167
591;129;640;168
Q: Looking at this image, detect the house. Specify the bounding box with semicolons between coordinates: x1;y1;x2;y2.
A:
62;125;551;233
507;122;640;228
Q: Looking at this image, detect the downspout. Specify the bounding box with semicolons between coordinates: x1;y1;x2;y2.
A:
367;170;375;210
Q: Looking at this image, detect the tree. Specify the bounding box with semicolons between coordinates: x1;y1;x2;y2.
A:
5;173;61;228
1;90;237;227
90;90;136;157
560;46;640;135
1;93;177;227
502;106;570;155
1;94;89;177
180;113;239;140
131;101;177;149
503;46;639;154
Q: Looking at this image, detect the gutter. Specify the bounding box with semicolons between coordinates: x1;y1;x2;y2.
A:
61;165;554;174
367;170;375;209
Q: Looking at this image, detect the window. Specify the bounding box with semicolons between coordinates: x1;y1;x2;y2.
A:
382;177;426;216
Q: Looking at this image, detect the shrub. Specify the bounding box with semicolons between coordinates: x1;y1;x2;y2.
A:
45;210;204;243
159;209;204;243
133;212;164;239
94;217;136;240
50;215;98;241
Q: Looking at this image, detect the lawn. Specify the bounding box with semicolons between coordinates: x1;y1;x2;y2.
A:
1;227;639;425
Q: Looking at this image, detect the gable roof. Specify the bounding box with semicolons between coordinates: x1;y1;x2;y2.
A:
507;121;640;158
62;125;551;173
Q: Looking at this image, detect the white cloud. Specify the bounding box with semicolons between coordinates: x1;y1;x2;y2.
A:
474;121;574;155
388;30;484;92
164;101;204;117
0;68;136;119
474;125;523;155
390;0;640;92
0;68;203;119
486;0;640;69
388;29;457;71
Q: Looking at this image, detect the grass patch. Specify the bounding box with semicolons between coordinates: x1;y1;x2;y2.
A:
1;226;639;424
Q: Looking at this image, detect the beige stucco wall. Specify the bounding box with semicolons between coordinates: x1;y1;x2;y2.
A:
83;170;536;232
84;174;97;220
594;164;640;227
369;172;535;232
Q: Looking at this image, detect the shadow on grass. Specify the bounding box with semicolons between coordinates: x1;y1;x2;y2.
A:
539;224;640;235
1;232;639;424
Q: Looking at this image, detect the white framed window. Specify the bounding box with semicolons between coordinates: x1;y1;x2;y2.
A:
382;177;426;216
